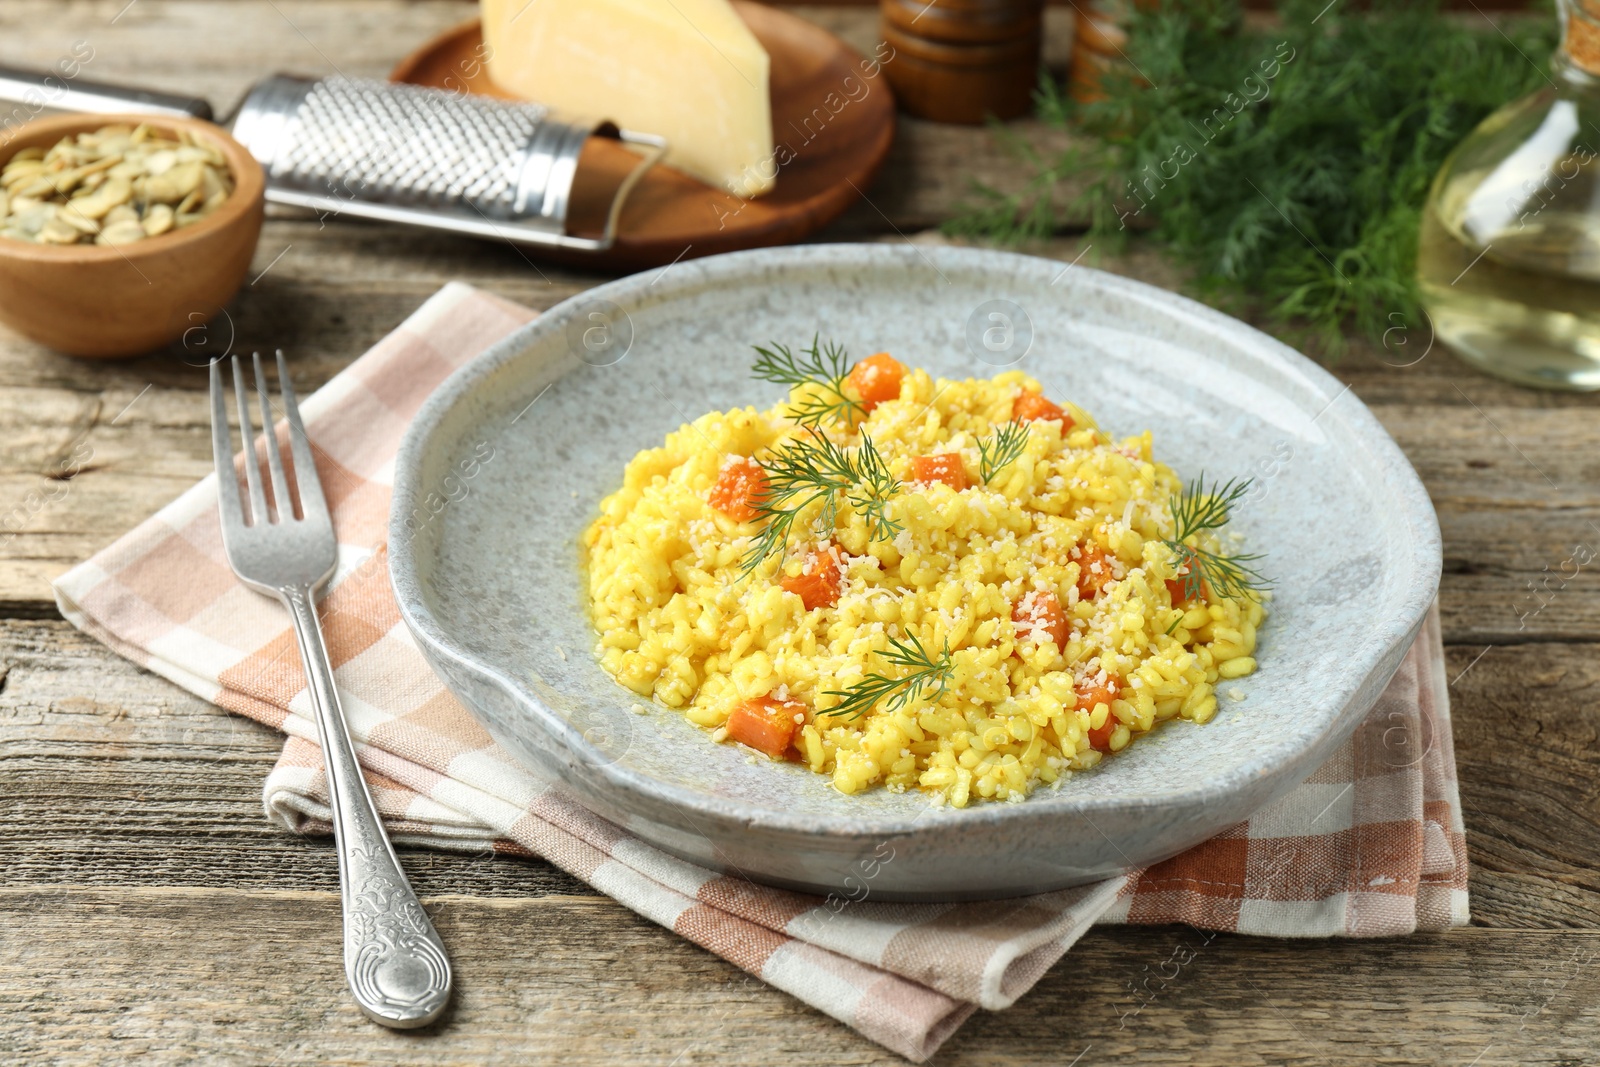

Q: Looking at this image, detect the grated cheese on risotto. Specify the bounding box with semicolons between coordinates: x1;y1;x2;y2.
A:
581;358;1265;807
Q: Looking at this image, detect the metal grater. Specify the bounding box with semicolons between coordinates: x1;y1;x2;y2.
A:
0;65;666;252
231;75;664;252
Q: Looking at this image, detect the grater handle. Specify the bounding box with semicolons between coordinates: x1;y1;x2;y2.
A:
0;65;212;121
596;128;668;249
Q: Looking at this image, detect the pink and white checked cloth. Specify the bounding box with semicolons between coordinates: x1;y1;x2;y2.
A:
54;282;1468;1061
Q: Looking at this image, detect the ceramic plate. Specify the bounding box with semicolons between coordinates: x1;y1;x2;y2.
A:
389;244;1441;901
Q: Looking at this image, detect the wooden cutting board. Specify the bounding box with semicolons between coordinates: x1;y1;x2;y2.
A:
389;4;897;271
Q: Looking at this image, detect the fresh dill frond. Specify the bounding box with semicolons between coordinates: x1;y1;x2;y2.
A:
847;432;903;545
1169;474;1252;543
740;429;851;576
1171;544;1269;603
750;336;865;428
945;0;1559;352
978;420;1030;483
1161;474;1268;602
739;494;810;579
821;631;954;720
739;428;902;576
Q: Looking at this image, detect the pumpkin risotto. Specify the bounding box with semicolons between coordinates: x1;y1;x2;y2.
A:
581;347;1266;807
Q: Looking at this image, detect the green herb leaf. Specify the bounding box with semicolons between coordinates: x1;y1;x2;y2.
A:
740;428;903;576
945;0;1559;352
751;336;865;428
846;432;902;544
1169;542;1269;603
1169;474;1251;544
821;630;954;720
978;420;1030;483
1160;473;1268;602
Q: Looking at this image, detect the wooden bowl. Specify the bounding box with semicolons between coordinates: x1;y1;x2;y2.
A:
0;113;265;359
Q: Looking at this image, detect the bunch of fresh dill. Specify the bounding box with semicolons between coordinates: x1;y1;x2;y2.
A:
945;0;1558;351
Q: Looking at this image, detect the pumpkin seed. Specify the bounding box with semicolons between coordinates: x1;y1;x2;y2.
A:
0;123;233;244
144;149;177;176
38;217;81;244
2;160;44;186
68;176;133;221
57;204;100;234
13;178;60;200
8;205;52;237
141;202;174;236
97;219;148;245
143;160;204;203
200;164;226;198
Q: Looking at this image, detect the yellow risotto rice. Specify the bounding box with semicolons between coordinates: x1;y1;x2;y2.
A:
581;363;1266;807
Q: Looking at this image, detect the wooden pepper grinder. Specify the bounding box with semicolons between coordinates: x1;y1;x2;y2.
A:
879;0;1046;124
1070;0;1129;104
1070;0;1173;104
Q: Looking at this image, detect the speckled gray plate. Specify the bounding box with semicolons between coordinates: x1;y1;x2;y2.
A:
389;244;1441;901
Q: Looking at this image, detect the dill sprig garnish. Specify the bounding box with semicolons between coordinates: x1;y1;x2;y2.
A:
978;421;1029;483
821;630;954;720
739;427;902;576
848;430;901;544
751;336;864;429
1161;474;1268;603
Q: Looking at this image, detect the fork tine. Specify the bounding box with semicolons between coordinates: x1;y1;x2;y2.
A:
254;352;293;522
209;359;246;532
232;355;270;526
276;350;328;523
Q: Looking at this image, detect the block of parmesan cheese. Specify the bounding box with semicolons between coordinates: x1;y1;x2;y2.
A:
482;0;775;198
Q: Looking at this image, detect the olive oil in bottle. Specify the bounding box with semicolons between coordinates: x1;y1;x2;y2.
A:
1419;0;1600;390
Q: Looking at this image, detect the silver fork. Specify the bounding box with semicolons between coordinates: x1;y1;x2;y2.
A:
210;351;452;1028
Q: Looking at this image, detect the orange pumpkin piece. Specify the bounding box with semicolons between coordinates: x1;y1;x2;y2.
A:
1077;676;1123;752
727;696;806;758
1165;575;1209;604
911;452;970;491
1013;391;1074;428
781;549;843;610
1012;589;1068;649
708;457;769;521
1075;543;1118;602
846;352;906;411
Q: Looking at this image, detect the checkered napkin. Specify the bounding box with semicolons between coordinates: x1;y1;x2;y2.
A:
53;282;1469;1062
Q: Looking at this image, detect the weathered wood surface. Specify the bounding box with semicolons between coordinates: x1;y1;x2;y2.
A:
2;2;1599;1064
6;890;1598;1067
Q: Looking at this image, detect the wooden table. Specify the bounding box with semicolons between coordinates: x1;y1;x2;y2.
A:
3;4;1599;1064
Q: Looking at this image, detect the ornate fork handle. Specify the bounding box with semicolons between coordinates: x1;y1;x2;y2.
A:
283;584;452;1028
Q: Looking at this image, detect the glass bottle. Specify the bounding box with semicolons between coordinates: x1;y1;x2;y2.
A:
1419;0;1600;390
